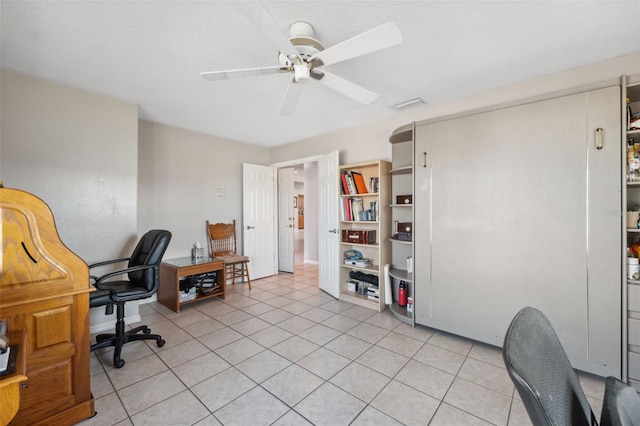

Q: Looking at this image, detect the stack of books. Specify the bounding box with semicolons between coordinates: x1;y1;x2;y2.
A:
343;258;373;267
367;285;380;300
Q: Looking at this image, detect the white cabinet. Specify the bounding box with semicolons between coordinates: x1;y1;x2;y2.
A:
389;124;415;324
623;74;640;390
338;160;390;311
413;86;621;377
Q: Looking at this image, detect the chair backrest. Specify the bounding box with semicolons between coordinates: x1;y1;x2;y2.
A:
207;220;238;257
127;229;172;291
503;307;596;426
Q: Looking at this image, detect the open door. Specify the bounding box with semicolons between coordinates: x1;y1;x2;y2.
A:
278;167;295;273
318;151;340;298
243;163;278;280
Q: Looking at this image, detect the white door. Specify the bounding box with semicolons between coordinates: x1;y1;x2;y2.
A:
243;163;278;280
318;151;340;298
278;167;295;273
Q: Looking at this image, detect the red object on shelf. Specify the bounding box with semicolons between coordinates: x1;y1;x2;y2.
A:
398;280;407;307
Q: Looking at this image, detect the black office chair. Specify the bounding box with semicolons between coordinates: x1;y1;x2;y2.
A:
503;306;640;426
90;229;171;368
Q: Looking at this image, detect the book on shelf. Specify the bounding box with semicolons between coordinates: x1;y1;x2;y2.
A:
351;198;363;220
351;171;369;194
369;177;379;193
369;201;377;221
340;198;379;222
341;198;352;221
341;171;357;195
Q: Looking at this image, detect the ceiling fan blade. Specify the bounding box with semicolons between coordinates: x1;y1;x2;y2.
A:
314;70;377;104
200;66;289;81
278;76;303;116
234;1;302;64
310;22;401;67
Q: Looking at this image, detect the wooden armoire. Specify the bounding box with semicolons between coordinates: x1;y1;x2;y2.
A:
0;183;94;425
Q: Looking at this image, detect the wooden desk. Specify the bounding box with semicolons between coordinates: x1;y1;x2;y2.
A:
158;257;225;312
1;184;94;425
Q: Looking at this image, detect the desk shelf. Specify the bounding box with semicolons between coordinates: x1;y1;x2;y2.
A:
159;257;225;312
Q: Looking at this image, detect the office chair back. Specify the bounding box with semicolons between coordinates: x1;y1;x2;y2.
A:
128;229;172;292
503;306;596;426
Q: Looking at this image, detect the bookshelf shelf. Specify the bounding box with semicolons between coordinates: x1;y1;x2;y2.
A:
388;123;415;326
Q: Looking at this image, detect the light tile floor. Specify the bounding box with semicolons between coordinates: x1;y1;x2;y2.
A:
79;263;606;426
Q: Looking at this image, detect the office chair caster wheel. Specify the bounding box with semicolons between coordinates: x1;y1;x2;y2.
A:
157;339;165;348
114;358;125;368
143;328;151;334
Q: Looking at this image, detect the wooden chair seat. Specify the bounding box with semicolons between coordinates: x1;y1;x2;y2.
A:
218;254;249;264
207;219;251;289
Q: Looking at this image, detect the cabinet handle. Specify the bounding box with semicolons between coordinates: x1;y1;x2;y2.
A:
21;242;37;264
21;383;28;389
596;128;603;150
422;152;427;167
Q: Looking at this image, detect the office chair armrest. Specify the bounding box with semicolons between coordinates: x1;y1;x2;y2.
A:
89;257;131;269
93;264;160;302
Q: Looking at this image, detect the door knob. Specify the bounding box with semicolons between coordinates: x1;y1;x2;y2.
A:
246;225;255;230
289;224;293;228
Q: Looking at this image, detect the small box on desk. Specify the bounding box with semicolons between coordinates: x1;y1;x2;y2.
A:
342;230;376;245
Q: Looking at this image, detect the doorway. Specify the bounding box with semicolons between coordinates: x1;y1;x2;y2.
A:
273;157;321;273
294;178;305;266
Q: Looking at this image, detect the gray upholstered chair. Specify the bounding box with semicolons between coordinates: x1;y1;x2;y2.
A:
503;306;640;426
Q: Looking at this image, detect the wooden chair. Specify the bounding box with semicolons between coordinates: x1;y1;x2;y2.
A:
206;220;251;289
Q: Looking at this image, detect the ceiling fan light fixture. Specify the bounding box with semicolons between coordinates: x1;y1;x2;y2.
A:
293;63;310;83
393;97;426;109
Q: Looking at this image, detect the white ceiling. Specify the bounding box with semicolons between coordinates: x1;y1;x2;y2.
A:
2;1;640;148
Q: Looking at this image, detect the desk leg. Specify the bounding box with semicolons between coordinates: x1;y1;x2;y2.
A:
159;265;179;312
218;265;226;300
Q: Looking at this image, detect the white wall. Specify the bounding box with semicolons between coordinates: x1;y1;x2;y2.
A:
1;69;139;331
1;70;139;262
138;120;271;260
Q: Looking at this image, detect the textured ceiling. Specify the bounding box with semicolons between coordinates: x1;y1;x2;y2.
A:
2;1;640;147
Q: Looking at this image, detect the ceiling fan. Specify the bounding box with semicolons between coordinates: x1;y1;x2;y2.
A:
200;2;402;116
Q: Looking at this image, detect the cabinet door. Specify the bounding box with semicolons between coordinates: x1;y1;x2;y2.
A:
3;296;78;422
585;86;621;373
413;87;620;376
413;125;432;323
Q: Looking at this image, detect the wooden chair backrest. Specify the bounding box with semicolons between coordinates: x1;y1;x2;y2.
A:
207;220;238;257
